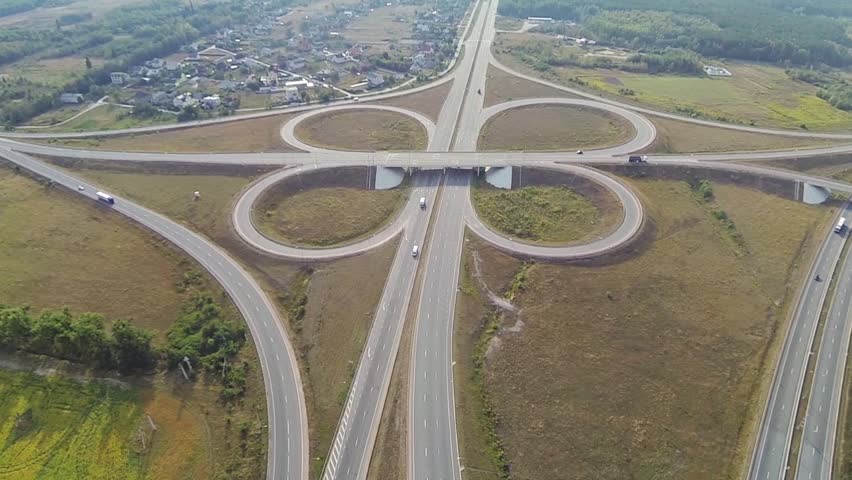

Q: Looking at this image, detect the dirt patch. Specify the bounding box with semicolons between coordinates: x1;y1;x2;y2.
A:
602;76;623;86
294;109;428;151
478;104;635;151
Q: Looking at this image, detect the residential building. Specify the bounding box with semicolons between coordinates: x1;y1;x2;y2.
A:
287;58;307;70
150;91;171;106
59;93;84;104
367;71;385;88
284;86;301;103
173;93;199;109
202;95;222;109
110;72;130;85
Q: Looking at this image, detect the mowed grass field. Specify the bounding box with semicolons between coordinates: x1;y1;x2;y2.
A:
255;185;409;247
471;181;621;244
493;33;852;132
48;114;299;153
456;178;833;479
294;110;428;151
0;165;269;479
478;104;635;151
483;64;579;107
0;370;143;480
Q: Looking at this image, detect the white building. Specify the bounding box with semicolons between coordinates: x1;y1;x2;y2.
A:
202;95;222;109
110;72;130;85
60;93;84;104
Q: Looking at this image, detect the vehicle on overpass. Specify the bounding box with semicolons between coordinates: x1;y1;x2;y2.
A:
629;155;648;163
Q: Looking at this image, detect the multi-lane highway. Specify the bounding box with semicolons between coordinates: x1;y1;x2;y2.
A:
796;219;852;480
748;204;851;480
0;146;308;480
5;0;852;478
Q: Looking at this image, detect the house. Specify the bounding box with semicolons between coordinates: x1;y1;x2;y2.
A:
527;16;553;23
173;93;199;109
286;58;306;70
150;91;171;106
164;61;181;72
202;95;222;109
110;72;130;85
59;93;84;104
284;86;301;103
410;52;437;73
330;53;349;65
367;71;385;88
284;79;315;90
145;58;166;69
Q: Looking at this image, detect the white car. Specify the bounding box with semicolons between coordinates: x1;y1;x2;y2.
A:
352;96;360;102
77;185;85;191
412;245;419;257
576;150;584;155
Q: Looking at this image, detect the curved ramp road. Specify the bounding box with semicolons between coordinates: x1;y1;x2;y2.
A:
0;147;308;480
233;164;435;260
464;164;643;259
478;98;657;155
280;105;437;153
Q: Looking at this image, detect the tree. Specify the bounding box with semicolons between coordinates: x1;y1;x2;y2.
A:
0;305;32;348
177;104;200;122
85;56;92;69
111;320;156;372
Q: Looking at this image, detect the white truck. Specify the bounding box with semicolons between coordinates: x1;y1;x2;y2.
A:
835;216;846;233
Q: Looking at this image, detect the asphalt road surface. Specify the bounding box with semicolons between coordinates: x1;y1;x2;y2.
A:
749;203;852;480
0;147;309;480
796;219;852;480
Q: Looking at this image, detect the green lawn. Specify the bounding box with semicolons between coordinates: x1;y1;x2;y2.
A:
0;369;143;480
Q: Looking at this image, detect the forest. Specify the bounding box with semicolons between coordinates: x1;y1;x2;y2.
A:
498;0;852;67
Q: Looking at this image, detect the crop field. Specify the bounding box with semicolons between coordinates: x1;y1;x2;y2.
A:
339;4;419;55
477;104;635;151
457;178;833;479
0;369;143;480
47;114;299;153
0;56;103;87
294;109;428;151
493;33;852;132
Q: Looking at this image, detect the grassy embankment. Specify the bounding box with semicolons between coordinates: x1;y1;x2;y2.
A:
471;175;621;244
478;104;635;151
43;114;300;153
0;164;268;479
60;162;399;479
37;104;175;133
254;184;409;247
456;177;833;479
492;32;852;132
293;110;428;151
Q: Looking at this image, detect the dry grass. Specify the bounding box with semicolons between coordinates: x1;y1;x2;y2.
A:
294;110;427;151
255;185;408;247
478;104;635;152
484;64;579;107
457;178;832;479
471;178;621;244
0;163;268;479
339;4;419;55
58;160;400;480
376;80;454;122
643;115;843;154
46;114;300;153
36;104;175;133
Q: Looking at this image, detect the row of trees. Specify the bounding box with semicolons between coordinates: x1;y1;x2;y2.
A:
497;0;852;67
0;292;249;398
787;68;852;111
0;305;156;373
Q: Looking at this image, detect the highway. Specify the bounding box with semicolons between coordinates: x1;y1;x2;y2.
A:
749;204;852;480
796;218;852;480
0;146;309;480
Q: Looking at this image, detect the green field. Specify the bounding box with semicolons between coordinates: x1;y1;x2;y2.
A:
493;33;852;132
294;110;428;151
0;370;143;480
41;104;175;133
